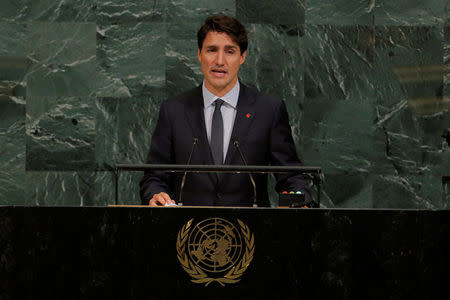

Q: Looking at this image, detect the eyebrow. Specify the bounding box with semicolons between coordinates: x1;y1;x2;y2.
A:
204;45;238;50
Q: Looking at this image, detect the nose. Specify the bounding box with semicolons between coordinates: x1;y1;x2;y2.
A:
216;50;224;66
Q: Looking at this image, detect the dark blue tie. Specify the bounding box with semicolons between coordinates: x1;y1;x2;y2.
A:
211;99;224;164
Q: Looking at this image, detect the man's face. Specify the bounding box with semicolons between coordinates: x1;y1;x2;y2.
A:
198;31;246;97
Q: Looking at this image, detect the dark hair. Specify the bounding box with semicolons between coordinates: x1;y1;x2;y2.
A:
197;15;248;53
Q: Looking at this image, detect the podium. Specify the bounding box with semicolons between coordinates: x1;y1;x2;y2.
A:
116;163;323;206
1;206;449;299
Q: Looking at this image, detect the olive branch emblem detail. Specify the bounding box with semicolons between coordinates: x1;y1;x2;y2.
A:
176;218;255;286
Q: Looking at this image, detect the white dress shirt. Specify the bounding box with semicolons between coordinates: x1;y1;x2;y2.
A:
202;81;239;162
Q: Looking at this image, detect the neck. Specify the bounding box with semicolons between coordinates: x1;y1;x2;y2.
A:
204;78;238;97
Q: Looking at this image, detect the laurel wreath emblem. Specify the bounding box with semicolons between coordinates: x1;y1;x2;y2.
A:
176;218;255;286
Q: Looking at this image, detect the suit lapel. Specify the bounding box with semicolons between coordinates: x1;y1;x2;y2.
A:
184;85;217;183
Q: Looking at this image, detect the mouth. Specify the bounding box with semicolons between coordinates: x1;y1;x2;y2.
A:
211;69;227;77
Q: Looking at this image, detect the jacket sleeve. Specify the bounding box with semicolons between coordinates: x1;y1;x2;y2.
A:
269;100;313;204
139;101;174;204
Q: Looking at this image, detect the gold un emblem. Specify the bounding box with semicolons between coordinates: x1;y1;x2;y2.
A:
176;218;255;286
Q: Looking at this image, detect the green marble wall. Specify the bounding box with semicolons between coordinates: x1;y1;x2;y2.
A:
0;0;449;207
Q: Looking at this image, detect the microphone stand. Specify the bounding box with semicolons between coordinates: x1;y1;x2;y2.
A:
234;140;258;207
178;138;198;206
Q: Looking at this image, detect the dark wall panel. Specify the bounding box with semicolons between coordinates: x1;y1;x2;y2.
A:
0;0;448;207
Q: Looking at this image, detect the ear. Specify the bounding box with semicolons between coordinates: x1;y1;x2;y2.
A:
240;50;247;65
197;49;201;63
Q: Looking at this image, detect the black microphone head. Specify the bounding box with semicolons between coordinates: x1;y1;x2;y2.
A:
193;137;198;144
233;139;239;147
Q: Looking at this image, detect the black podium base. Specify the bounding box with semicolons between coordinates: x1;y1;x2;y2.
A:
1;207;449;299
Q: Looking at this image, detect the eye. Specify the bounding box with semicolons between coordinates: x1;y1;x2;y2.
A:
226;50;234;55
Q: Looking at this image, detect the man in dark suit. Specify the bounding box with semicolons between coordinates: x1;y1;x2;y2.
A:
140;15;311;207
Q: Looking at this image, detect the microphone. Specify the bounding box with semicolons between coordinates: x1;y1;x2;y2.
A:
178;138;198;206
233;140;258;208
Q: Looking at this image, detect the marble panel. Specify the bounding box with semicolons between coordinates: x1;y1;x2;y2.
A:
116;172;143;205
446;26;450;206
25;171;97;206
0;22;27;57
0;96;26;205
166;0;236;22
302;25;374;169
300;89;375;175
0;0;448;208
372;175;436;208
165;22;203;97
94;93;165;205
445;26;450;101
237;0;304;24
25;22;97;97
97;22;166;98
373;26;445;164
305;0;375;25
373;26;444;110
95;72;132;98
447;5;450;24
78;171;142;205
26;96;96;171
0;22;29;81
72;171;143;206
0;0;95;22
90;171;115;206
301;25;376;207
372;26;448;207
27;22;95;65
26;62;98;98
240;24;304;101
0;57;30;83
322;174;374;208
116;94;165;163
116;93;167;205
443;153;450;208
374;0;446;25
0;22;28;205
0;22;28;103
95;92;164;165
92;97;118;206
95;97;120;170
96;0;166;23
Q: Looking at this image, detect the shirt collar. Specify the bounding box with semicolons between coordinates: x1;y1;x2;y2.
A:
202;80;240;109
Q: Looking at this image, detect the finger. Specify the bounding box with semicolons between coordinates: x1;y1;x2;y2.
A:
154;194;167;205
150;198;164;206
160;193;173;204
149;195;165;206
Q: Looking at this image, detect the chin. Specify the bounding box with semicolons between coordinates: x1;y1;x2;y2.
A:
209;79;227;87
212;82;230;90
209;76;228;82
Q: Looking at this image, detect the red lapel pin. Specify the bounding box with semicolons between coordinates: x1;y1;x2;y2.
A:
246;113;252;119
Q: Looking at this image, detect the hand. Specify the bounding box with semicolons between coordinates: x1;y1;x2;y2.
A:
149;192;175;206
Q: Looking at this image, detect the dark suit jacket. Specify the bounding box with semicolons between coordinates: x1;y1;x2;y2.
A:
139;83;311;206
